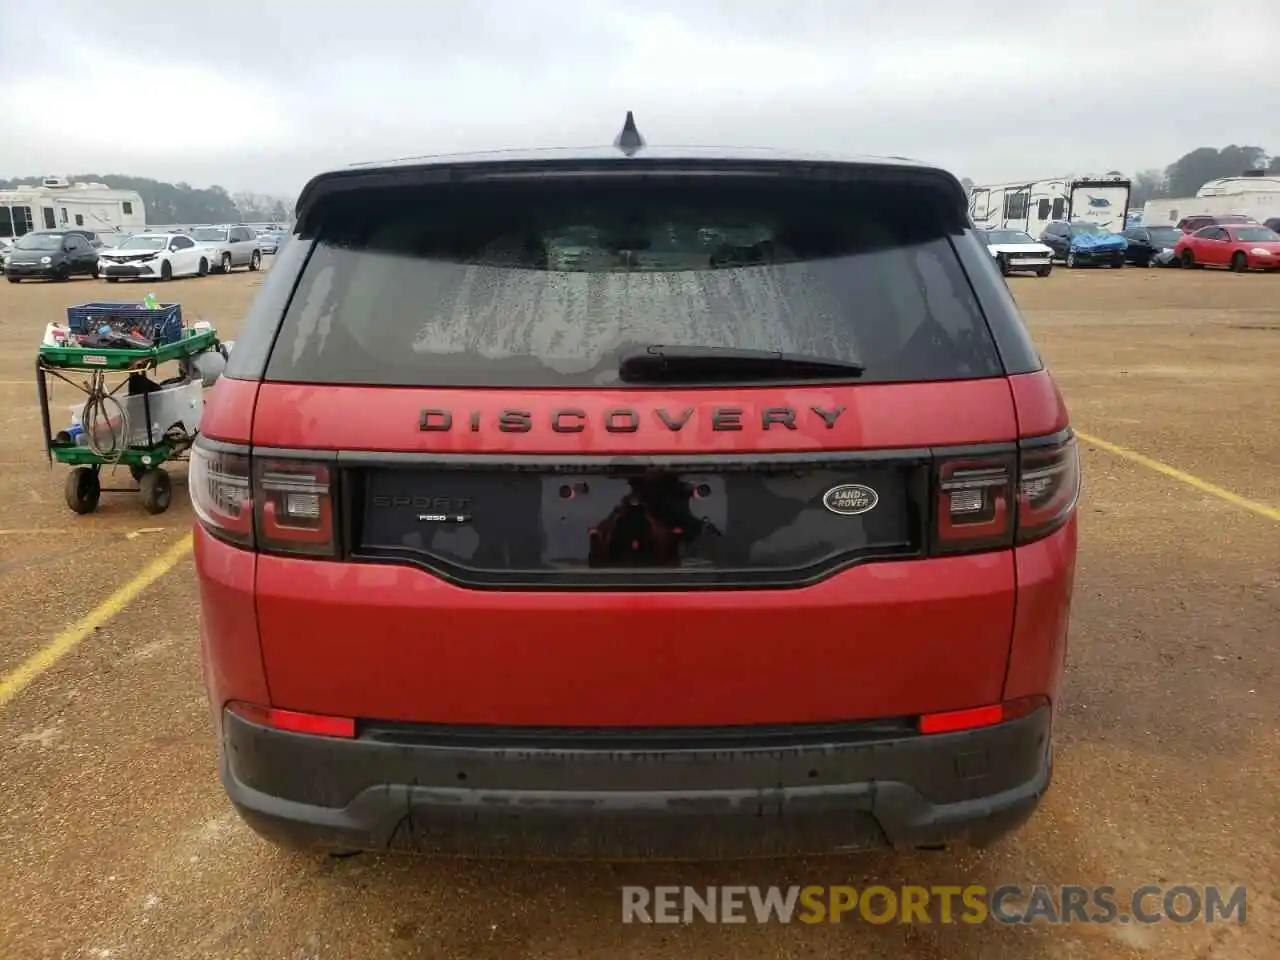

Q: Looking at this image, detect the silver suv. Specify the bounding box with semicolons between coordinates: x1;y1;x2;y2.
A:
190;224;262;273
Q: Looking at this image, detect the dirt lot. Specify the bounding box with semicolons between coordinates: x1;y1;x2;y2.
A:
0;265;1276;959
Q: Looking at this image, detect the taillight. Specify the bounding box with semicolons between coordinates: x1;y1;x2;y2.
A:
932;431;1079;554
254;458;335;556
189;442;337;556
934;453;1017;553
1016;433;1080;544
189;443;253;546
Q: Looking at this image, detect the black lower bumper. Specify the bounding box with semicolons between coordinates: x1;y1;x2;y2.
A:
221;706;1053;859
1070;250;1125;265
4;265;55;278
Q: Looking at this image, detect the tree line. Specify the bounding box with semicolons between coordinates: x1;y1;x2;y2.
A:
960;145;1280;207
0;173;294;225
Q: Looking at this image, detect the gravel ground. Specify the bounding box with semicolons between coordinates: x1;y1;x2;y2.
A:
0;263;1276;959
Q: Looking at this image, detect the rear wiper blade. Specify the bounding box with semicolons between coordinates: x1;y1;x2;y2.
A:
618;345;865;383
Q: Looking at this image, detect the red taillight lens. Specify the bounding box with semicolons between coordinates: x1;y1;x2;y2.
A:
932;432;1080;554
934;454;1016;553
189;443;336;556
254;458;335;556
1016;434;1080;544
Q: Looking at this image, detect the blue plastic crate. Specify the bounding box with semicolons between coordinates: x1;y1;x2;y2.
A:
66;301;184;346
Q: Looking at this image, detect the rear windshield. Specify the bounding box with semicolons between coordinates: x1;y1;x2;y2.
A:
267;175;1002;387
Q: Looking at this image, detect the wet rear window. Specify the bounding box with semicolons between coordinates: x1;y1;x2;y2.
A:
266;175;1002;387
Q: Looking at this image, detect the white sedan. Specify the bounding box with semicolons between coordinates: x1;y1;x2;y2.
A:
97;232;212;282
980;229;1055;277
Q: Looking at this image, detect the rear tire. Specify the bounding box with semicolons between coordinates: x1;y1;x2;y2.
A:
5;277;18;284
1036;265;1052;277
139;469;172;514
997;254;1010;277
1230;252;1248;273
65;467;101;514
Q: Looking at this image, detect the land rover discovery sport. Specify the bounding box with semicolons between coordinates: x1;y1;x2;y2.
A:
191;118;1080;859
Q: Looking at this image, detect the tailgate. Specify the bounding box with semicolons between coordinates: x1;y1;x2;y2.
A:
247;160;1023;726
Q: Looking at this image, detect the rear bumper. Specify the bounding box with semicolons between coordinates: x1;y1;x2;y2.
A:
221;704;1054;858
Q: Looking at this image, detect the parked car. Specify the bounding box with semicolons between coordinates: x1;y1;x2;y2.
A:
191;122;1080;860
1040;220;1127;268
97;232;211;282
190;224;263;273
255;229;283;255
978;229;1054;277
1175;214;1257;234
4;230;103;282
1174;223;1280;272
1263;217;1280;234
1122;225;1184;267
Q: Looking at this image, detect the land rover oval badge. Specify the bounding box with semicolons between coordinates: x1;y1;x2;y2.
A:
823;483;879;516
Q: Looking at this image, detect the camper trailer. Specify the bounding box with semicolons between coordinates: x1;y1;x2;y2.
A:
969;175;1131;237
1140;171;1280;228
0;177;146;242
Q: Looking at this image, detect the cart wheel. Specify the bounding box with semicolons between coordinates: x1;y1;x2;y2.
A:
65;467;101;515
139;469;173;514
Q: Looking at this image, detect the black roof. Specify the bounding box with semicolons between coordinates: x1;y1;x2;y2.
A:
339;143;937;172
297;145;949;216
295;112;954;220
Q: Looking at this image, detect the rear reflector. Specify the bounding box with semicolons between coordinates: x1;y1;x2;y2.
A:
917;695;1046;735
228;701;356;738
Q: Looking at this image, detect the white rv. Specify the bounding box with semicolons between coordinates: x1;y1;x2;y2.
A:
0;177;146;242
1140;173;1280;228
969;175;1131;237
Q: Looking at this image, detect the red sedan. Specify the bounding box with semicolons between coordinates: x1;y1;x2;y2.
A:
1175;223;1280;272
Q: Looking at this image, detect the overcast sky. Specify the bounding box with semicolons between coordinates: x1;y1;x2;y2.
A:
3;0;1277;197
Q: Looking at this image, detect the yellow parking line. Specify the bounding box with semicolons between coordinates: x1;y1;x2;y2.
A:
1077;431;1280;522
0;533;193;707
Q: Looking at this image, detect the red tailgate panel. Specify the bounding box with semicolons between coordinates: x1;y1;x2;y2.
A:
249;378;1022;726
250;380;1019;453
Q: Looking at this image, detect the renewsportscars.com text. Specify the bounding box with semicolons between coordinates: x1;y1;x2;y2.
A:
621;884;1247;925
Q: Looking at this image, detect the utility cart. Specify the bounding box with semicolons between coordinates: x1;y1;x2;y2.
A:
36;300;226;515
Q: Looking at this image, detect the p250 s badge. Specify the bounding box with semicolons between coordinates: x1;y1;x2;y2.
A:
822;483;879;516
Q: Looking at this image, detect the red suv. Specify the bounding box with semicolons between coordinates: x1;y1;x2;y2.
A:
191;116;1080;859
